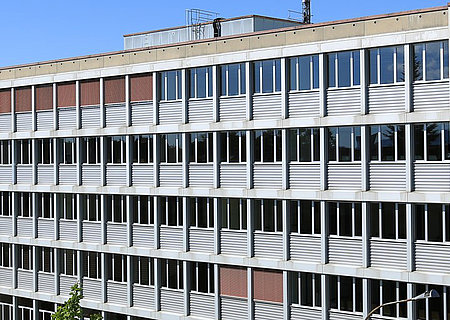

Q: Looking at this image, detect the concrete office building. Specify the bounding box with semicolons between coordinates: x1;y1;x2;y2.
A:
0;4;449;320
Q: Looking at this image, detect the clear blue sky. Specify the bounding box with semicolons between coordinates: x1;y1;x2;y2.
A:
0;0;446;68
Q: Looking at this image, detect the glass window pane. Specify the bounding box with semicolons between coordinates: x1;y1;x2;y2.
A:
300;201;312;234
340;277;353;311
254;62;261;93
263;200;275;232
328;128;337;162
290;202;298;234
329;276;338;309
313;129;320;162
397;46;405;82
381;125;395;161
314;202;321;234
328;54;336;88
288;130;298;162
329;203;337;235
254;131;262;162
425;42;441;81
338;127;352;162
414;125;424;160
196;68;207;98
428;204;443;242
397;125;406;160
369;49;378;84
445;122;450;160
382;281;396;317
313;55;319;89
228;64;239;96
415;205;425;241
300;273;313;306
381;203;396;239
299;129;311;162
190;70;195;98
197;134;207;163
289;58;297;90
444;41;449;79
354;127;361;161
299;56;311;90
380;47;395;84
427;123;442;161
370;203;379;238
229;131;239;163
229;200;240;230
398;204;406;239
167;134;177;163
413;44;424;81
221;66;227;96
339;203;352;237
262;131;274;162
338;52;351;87
275;59;281;92
353;51;360;85
167;71;177;100
262;60;274;93
240;64;246;94
370;126;379;161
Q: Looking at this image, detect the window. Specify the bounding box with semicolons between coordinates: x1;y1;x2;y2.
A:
369;46;405;84
370;279;407;319
17;298;33;320
105;136;126;164
190;197;214;228
189;67;213;99
370;203;406;240
220;63;246;96
82;194;101;222
58;194;77;220
415;204;450;242
254;130;282;162
160;197;183;227
328;51;360;88
132;256;154;286
17;193;32;218
17;245;33;270
289;128;320;162
413;41;449;81
328;127;361;162
160;70;182;101
83;251;102;279
106;195;126;223
290;200;321;235
60;249;78;276
190;262;214;294
253;269;283;303
220;131;246;163
132;195;154;225
329;202;362;237
36;193;54;219
36;139;54;164
161;259;183;290
133;135;153;164
106;254;127;283
0;294;12;320
415;284;445;320
0;243;11;267
160;134;182;163
253;59;281;93
38;247;54;273
0;192;11;216
329;275;363;313
220;198;247;230
16;139;31;164
290;272;321;307
414;123;450;161
219;266;247;298
189;133;213;163
370;125;406;161
289;55;319;91
0;141;10;164
38;301;55;320
58;138;76;164
254;199;283;232
81;137;101;164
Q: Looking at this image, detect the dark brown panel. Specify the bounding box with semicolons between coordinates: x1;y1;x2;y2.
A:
0;89;11;114
15;87;32;112
130;73;153;102
104;76;125;104
57;82;76;108
253;269;283;303
219;266;247;298
35;85;53;111
80;79;100;106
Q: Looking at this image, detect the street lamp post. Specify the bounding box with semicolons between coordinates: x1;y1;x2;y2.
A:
365;289;440;320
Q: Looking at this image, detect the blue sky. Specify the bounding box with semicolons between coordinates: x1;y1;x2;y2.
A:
0;0;446;68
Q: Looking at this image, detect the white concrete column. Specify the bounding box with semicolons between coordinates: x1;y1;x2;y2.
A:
31;85;36;131
182;133;188;188
214;198;220;255
405;124;413;192
152;72;158;125
184;260;190;316
407;282;414;320
12;294;18;320
212;65;219;122
247;198;254;258
182;69;188;124
75;80;81;129
11;88;16;133
76;249;82;284
33;299;39;320
281;58;288;119
125;75;131;127
283;270;289;320
320;201;328;264
213;131;219;189
283;200;290;261
360;48;368;115
247;267;253;320
100;77;105;128
362;278;369;319
53;83;58;130
319;53;326;117
282;129;288;190
246;130;253;189
406;203;415;272
183;197;189;252
361;126;369;191
404;44;412;113
362;202;370;268
245;61;252;121
321;274;329;320
320;127;327;191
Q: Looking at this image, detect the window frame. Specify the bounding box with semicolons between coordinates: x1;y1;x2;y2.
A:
328;126;362;163
189;132;213;164
132;135;153;164
290;272;322;308
17;192;32;218
290;200;321;236
253;59;282;94
329;275;363;313
60;249;78;276
415;204;450;243
106;195;127;224
289;55;320;91
220;63;246;97
160;134;183;164
16;139;32;165
161;259;184;290
370;125;406;162
289;128;321;163
59;193;77;220
160;70;182;101
81;137;101;164
105;136;127;164
190;262;215;294
189;197;214;229
0;141;11;165
254;129;282;163
370;203;406;240
17;245;33;271
414;122;450;162
36;138;54;164
328;50;361;88
370;279;407;319
329;202;362;238
132;195;154;225
413;40;449;82
160;197;183;227
369;45;405;85
106;253;127;283
0;243;11;268
82;194;101;222
189;66;213;99
0;192;11;217
36;193;54;219
132;256;154;286
59;138;77;165
254;199;283;233
83;251;102;280
38;247;54;274
220;131;246;163
220;198;247;231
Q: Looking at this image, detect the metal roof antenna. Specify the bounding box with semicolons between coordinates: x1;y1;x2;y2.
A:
185;9;220;41
288;0;312;24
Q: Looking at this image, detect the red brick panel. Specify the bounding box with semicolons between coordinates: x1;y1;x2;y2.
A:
35;85;53;111
253;269;283;303
220;266;247;298
0;89;11;114
104;76;125;104
15;87;32;112
80;80;100;106
57;82;76;108
130;73;153;102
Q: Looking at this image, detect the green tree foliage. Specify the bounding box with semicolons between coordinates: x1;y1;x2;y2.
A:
51;283;102;320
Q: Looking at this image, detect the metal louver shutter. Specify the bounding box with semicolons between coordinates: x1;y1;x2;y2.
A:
80;80;100;106
35;85;53;110
15;87;32;112
253;269;283;303
0;89;11;114
57;82;76;108
130;73;152;102
219;266;247;298
104;76;125;104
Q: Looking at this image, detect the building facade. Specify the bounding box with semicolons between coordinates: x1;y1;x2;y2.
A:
0;4;449;320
